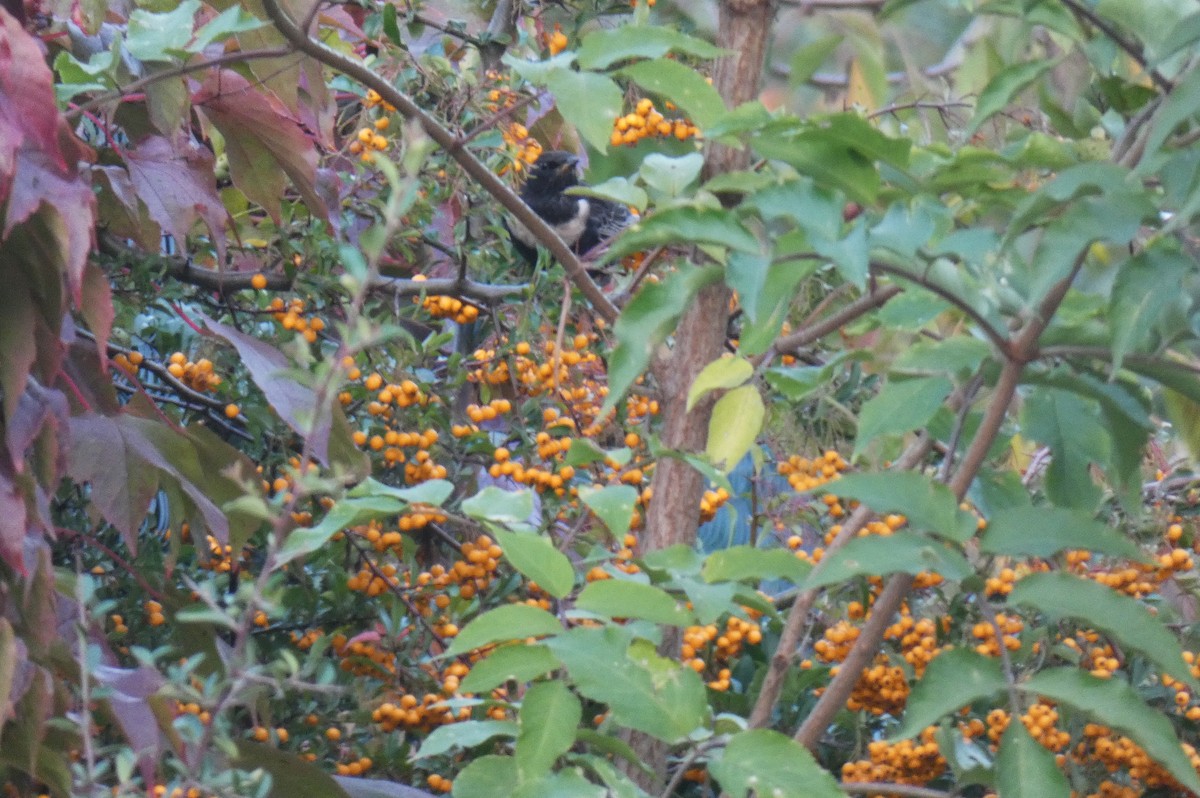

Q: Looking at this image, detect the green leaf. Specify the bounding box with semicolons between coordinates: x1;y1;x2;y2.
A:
1020;387;1109;510
617;59;726;129
576;580;694;626
895;337;992;376
814;220;869;287
546;627;707;743
702;546;811;585
570;178;647;213
347;477;452;505
414;720;519;760
579;485;640;538
965;59;1056;137
187;5;267;53
233;742;350;798
979;507;1145;561
545;70;625;152
1009;572;1198;689
564;438;608;468
854;376;953;457
892;649;1006;740
380;2;401;46
707;385;764;472
605;265;723;412
996;721;1071;798
517;682;581;781
462;486;535;525
460;644;560;694
687;357;754;412
493;529;575;599
803;533;972;589
788;34;843;86
577;26;726;69
818;472;966;541
445;605;563;657
605;207;759;262
638;152;704;198
278;496;404;567
1110;250;1192;370
1022;668;1200;794
709;730;844;798
513;771;607;798
126;0;200;60
453;755;521;798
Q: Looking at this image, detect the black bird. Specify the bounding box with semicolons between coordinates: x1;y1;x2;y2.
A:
507;150;634;267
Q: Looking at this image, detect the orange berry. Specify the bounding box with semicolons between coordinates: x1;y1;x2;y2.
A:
250;273;267;290
224;404;240;419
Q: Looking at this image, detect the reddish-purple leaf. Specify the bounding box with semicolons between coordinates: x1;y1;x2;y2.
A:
6;380;69;480
200;314;333;465
123;134;227;261
3;142;97;304
0;9;63;195
66;413;161;553
92;660;164;777
0;448;28;572
194;70;328;223
0;617;26;726
80;261;114;366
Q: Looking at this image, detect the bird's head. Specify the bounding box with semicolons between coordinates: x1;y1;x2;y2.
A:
526;151;580;193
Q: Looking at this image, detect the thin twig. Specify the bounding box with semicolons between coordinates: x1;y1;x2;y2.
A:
66;47;296;120
1059;0;1172;92
871;261;1009;352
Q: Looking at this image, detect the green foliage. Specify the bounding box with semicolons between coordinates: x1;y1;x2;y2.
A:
6;0;1200;796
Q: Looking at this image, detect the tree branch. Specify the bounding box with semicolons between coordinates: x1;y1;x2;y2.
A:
1059;0;1172;92
871;261;1009;352
259;0;618;323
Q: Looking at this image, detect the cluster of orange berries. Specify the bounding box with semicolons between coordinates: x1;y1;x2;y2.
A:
418;293;480;324
174;699;211;726
145;599;165;627
1060;630;1122;679
166;352;222;392
151;787;208;798
333;755;374;777
1165;651;1200;721
585;533;641;582
971;612;1025;656
373;684;473;733
330;632;398;677
250;725;290;745
489;444;576;495
544;24;568;55
985;565;1018;596
814;619;859;663
611;97;699;147
777;449;848;492
110;612;128;634
268;297;326;343
426;774;453;794
502;122;543;173
112;348;145;373
349;117;390;163
843;653;909;715
698;487;731;523
840;726;946;789
680;614;764;685
197;533;243;574
884;609;945;677
1075;723;1200;792
364;88;397;113
346;366;430;416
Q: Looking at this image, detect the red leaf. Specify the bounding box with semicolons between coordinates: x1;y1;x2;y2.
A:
0;9;62;194
6;380;69;480
194;70;328;223
200;314;334;465
0;448;27;572
123;134;227;262
80;260;114;366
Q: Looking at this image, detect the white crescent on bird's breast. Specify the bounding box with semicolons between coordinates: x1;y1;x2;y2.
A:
509;199;590;248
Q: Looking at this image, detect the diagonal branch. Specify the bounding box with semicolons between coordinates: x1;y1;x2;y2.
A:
260;0;618;323
870;261;1009;352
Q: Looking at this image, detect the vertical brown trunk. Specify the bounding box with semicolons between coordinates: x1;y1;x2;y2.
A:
624;0;774;791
